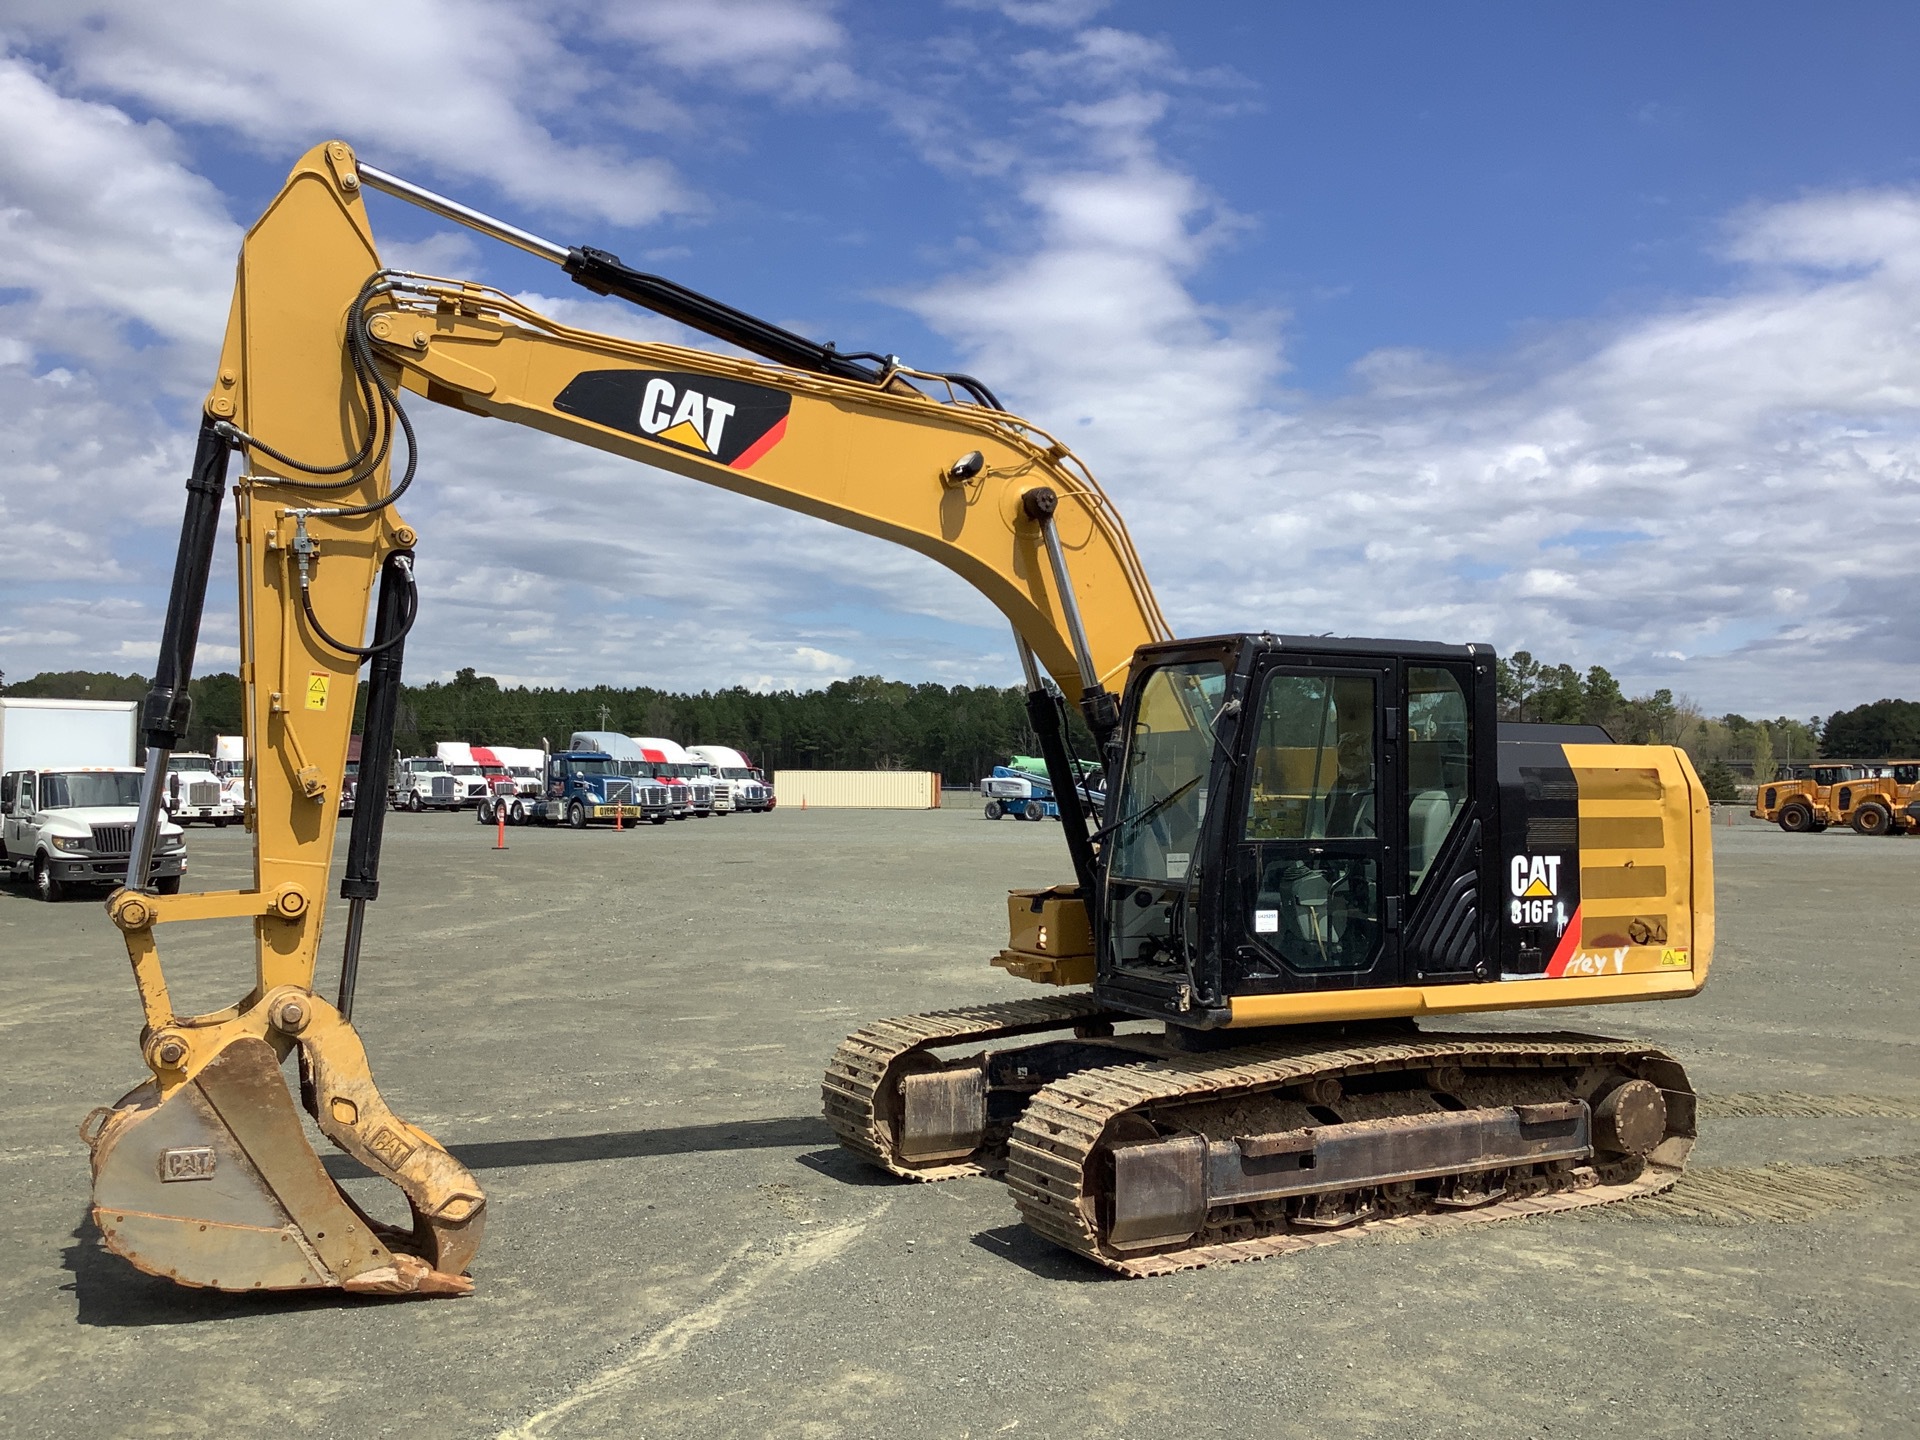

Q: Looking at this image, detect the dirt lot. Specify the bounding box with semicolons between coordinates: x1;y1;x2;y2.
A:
2;806;1915;1439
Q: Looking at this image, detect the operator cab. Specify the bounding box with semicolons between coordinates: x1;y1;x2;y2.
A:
1095;634;1506;1025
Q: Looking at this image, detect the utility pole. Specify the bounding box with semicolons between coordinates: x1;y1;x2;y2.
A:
597;703;612;730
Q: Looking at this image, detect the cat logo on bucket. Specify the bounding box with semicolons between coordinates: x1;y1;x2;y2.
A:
1508;853;1567;932
552;369;792;469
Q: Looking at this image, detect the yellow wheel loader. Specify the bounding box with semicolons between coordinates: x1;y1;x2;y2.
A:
1751;763;1870;832
84;142;1714;1295
1830;761;1920;835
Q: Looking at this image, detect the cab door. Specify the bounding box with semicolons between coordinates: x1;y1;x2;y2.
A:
5;772;36;857
1227;659;1404;992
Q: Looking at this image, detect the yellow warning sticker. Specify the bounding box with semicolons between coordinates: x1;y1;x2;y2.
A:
306;672;331;710
1659;948;1690;968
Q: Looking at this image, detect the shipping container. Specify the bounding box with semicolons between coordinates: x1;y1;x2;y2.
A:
772;770;941;809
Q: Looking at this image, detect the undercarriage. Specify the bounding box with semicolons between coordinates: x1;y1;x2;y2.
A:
825;998;1693;1275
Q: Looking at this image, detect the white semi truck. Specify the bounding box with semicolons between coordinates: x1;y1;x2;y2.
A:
393;755;461;811
472;745;547;823
0;697;187;900
161;751;239;826
434;740;512;807
688;744;775;812
631;736;717;816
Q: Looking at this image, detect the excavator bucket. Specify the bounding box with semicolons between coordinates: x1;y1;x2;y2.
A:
84;1031;482;1297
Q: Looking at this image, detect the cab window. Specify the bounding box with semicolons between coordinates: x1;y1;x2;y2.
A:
1406;667;1470;893
1241;671;1380;973
1244;674;1376;841
1109;661;1226;883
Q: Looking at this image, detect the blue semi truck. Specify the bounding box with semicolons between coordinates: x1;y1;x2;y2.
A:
531;750;672;827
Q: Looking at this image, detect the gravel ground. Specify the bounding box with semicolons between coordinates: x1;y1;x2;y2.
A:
1;805;1914;1439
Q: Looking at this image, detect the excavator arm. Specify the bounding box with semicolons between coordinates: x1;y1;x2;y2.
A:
85;140;1166;1295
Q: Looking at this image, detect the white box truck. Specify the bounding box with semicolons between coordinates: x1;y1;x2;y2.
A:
0;697;187;900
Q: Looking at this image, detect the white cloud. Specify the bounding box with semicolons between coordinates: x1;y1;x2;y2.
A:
950;0;1113;29
600;1;855;101
5;0;694;226
895;44;1920;717
0;57;237;354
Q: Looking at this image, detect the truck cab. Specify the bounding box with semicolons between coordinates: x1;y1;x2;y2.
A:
533;750;666;827
2;767;186;901
436;741;511;808
567;732;680;821
394;755;461;811
161;752;239;827
688;745;774;812
632;736;717;816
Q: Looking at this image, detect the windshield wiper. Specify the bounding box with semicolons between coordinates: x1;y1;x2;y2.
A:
1109;773;1203;847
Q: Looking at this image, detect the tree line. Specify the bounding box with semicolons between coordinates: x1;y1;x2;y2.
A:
0;667;1063;782
6;662;1916;789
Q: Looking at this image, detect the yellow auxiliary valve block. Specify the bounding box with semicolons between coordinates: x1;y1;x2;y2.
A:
994;885;1096;986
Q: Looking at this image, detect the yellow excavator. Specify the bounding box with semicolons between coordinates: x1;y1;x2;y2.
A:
84;142;1714;1294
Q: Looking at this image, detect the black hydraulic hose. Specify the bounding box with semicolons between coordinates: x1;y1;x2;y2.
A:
298;561;418;661
216;274;419;518
337;549;414;1020
217;276;392;487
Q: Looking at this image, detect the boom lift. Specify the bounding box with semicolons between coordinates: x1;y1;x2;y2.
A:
84;142;1713;1294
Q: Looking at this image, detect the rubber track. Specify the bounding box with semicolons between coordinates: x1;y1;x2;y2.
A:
822;993;1118;1181
1005;1031;1692;1277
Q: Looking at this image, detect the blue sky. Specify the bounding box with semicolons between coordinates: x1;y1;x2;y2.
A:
2;1;1918;716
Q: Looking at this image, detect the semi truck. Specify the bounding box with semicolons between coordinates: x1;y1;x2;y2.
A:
160;751;239;826
474;745;548;824
435;741;511;807
393;755;461;811
688;745;775;812
568;732;682;821
529;748;670;827
632;735;719;815
0;697;186;900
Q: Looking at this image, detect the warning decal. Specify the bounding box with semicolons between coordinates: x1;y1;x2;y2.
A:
305;672;331;711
